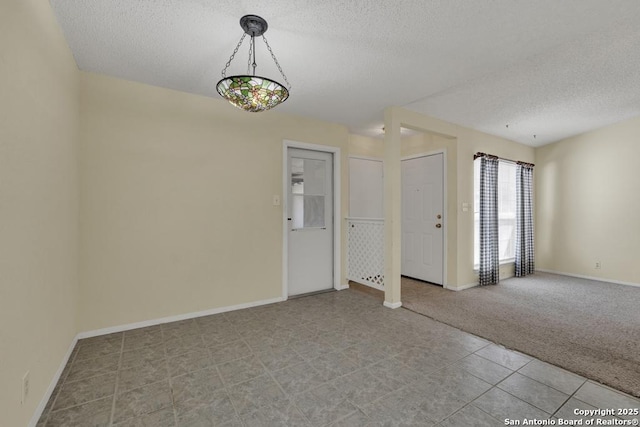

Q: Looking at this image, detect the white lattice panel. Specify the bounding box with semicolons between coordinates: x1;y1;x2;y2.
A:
347;219;384;289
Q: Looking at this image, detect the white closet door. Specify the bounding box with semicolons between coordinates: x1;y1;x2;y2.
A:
349;157;383;218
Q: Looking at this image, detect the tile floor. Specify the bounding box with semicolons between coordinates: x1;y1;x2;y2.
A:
37;288;640;426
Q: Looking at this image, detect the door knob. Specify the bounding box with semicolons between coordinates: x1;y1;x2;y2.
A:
435;223;442;228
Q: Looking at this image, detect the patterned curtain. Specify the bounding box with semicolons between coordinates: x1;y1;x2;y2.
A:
479;156;500;286
515;163;535;276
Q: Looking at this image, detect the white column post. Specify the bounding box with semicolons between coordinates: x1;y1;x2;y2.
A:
383;108;402;308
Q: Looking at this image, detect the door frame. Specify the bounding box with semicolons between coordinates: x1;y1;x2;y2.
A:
282;140;342;300
401;149;448;288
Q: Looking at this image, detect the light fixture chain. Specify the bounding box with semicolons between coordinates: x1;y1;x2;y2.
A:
247;36;253;74
262;35;291;89
221;33;247;78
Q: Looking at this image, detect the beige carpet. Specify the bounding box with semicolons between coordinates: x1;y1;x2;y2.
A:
401;272;640;398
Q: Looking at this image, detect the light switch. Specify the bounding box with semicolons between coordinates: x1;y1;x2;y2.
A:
272;195;281;206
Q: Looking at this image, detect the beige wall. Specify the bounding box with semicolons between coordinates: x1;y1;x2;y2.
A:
5;3;634;422
348;134;383;158
79;72;350;331
536;116;640;285
0;0;80;425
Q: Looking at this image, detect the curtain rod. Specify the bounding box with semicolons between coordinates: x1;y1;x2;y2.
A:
474;152;535;167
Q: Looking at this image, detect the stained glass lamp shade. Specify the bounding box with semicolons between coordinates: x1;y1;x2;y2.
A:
216;15;290;112
216;75;289;113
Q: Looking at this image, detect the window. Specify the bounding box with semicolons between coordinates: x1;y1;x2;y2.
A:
291;157;326;229
474;160;517;266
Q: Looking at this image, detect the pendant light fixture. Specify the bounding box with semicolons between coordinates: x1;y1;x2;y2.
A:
216;15;290;112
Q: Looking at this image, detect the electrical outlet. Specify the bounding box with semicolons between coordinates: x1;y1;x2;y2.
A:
22;371;30;404
595;261;601;269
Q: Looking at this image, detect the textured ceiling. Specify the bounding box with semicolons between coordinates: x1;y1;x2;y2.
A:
50;0;640;147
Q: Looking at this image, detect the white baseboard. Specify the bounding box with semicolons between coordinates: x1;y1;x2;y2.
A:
383;301;402;309
536;269;640;288
447;282;479;291
28;335;78;427
77;296;286;339
336;283;350;290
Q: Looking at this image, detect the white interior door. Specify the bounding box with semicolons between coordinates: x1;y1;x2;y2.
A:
401;153;444;285
287;148;334;296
